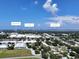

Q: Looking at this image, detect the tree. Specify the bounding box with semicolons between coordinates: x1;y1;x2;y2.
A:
35;49;40;54
7;42;15;50
41;51;49;59
50;53;60;59
70;51;76;57
26;43;32;48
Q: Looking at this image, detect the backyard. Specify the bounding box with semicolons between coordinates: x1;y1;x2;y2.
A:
0;49;32;58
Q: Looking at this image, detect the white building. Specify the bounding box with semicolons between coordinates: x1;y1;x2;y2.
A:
24;40;36;43
9;33;41;39
25;34;41;38
61;57;68;59
0;43;7;49
14;41;27;49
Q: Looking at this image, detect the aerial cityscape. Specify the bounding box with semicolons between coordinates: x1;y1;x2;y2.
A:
0;0;79;59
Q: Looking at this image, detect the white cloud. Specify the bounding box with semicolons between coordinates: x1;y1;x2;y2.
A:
24;23;34;27
43;0;58;16
43;0;79;28
46;22;61;27
11;22;21;26
50;22;61;27
49;16;79;24
21;7;27;10
34;1;38;5
46;16;79;28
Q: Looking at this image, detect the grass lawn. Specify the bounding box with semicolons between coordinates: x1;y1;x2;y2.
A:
0;49;32;58
18;58;40;59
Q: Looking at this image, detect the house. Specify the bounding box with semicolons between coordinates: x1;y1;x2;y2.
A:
24;40;36;43
9;33;26;38
9;33;41;39
61;57;68;59
0;43;7;49
25;34;41;38
14;41;27;49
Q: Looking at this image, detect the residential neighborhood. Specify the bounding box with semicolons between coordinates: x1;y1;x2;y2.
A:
0;31;79;59
0;0;79;59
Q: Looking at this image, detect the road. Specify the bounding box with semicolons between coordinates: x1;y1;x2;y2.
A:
0;54;41;59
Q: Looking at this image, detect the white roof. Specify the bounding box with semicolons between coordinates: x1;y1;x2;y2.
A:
9;33;24;38
0;32;5;35
24;40;36;43
14;42;26;48
16;34;26;38
9;33;41;38
25;34;41;38
0;41;16;44
9;35;17;38
42;42;49;46
0;44;7;48
62;57;67;59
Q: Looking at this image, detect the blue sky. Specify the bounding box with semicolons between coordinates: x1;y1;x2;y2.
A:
0;0;79;30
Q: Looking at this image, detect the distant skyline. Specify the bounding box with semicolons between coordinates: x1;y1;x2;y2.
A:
0;0;79;30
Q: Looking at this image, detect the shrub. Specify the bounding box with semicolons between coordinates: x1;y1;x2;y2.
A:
7;43;15;50
35;49;40;54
